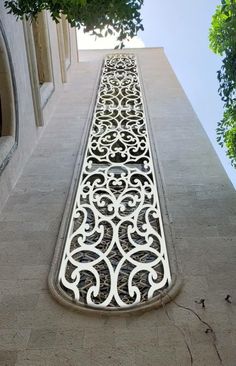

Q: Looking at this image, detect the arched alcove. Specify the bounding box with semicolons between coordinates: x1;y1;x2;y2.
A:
31;11;54;108
32;11;53;86
57;15;71;83
0;19;18;174
61;15;71;69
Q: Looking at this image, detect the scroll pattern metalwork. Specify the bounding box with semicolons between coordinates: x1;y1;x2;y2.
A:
58;54;171;309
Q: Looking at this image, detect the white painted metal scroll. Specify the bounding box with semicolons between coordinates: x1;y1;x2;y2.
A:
58;54;171;309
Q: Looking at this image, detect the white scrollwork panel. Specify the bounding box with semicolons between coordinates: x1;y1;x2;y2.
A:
58;54;171;309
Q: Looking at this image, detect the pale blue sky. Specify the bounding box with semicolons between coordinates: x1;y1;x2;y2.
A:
139;0;236;187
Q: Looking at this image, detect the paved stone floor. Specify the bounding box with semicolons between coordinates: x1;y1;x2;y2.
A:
0;49;236;365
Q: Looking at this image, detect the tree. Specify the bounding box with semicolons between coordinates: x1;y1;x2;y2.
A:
4;0;144;48
209;0;236;167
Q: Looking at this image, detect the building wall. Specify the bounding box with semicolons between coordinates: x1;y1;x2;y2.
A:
0;48;235;365
0;5;78;211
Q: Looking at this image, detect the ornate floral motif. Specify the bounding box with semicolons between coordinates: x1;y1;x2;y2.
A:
58;54;171;309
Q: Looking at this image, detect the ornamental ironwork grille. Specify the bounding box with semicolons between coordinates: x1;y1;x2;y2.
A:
57;54;171;310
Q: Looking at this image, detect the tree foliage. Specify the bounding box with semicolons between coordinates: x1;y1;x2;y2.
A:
4;0;144;47
209;0;236;167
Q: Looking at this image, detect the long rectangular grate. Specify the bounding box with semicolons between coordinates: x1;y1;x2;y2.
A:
57;54;171;309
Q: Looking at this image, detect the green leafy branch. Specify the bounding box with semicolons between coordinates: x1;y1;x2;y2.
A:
4;0;144;48
209;0;236;167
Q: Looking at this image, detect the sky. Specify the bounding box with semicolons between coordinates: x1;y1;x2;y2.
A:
77;0;236;188
139;0;236;188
